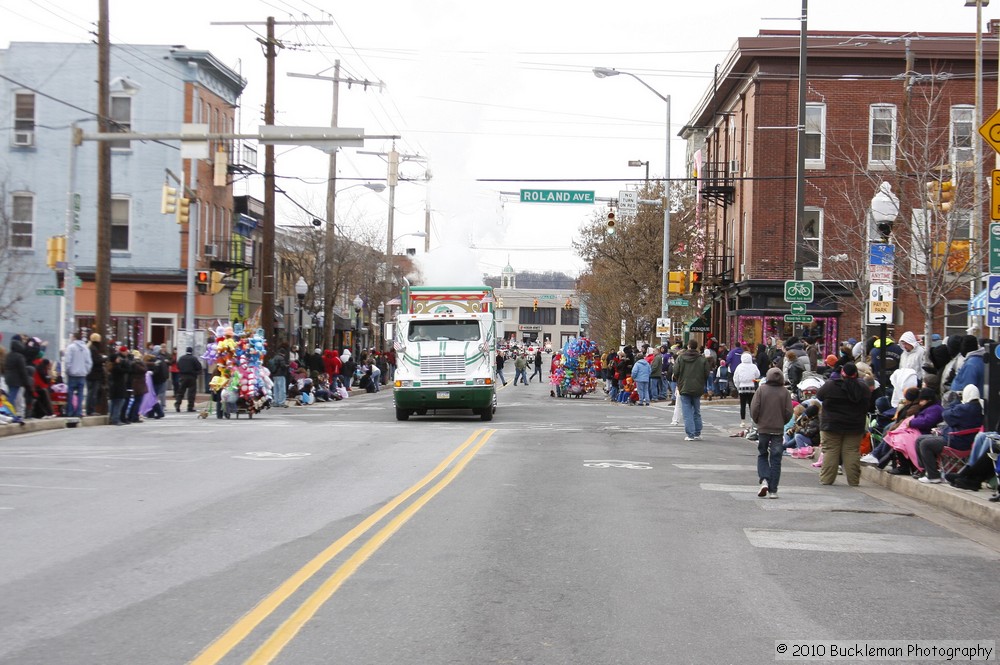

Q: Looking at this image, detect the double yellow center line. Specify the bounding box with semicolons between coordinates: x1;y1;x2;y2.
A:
190;427;497;665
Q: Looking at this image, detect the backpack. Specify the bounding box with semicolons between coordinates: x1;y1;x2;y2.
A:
152;359;169;384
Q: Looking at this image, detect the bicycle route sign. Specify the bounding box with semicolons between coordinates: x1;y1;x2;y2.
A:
783;280;814;303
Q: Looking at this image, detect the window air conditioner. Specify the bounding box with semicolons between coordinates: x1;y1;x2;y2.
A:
13;131;34;147
204;243;218;258
729;159;740;175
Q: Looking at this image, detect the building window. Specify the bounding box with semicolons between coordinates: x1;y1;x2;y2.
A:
804;103;825;166
951;105;974;165
869;104;897;169
800;208;822;270
945;300;969;339
495;308;512;321
561;308;580;326
110;95;132;149
111;197;130;251
13;92;35;146
519;307;555;325
10;192;34;248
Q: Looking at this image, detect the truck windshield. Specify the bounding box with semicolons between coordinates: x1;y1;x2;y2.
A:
408;320;481;342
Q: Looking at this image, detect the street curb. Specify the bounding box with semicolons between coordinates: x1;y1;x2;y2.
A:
0;414;108;438
861;465;1000;531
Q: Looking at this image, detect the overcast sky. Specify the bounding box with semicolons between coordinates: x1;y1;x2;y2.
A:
1;0;994;279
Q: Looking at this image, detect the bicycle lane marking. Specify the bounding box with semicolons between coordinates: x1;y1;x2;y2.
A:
188;428;492;665
243;428;498;665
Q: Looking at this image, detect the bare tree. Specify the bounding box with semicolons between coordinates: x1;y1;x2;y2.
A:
575;181;701;350
824;76;985;341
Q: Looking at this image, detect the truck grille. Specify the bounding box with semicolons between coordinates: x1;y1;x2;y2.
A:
420;355;466;375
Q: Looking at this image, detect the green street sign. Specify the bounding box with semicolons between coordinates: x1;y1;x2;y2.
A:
784;280;814;303
519;189;595;204
990;222;1000;273
790;303;806;315
36;288;64;296
667;298;689;307
783;314;814;323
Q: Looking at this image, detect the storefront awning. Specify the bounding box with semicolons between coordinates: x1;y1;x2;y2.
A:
686;306;711;333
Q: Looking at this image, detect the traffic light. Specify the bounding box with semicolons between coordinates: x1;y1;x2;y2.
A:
160;184;177;214
606;210;616;233
533;298;538;312
667;271;687;295
925;178;955;213
210;271;227;295
689;271;703;293
176;196;191;225
939;179;954;213
46;235;66;270
196;270;209;294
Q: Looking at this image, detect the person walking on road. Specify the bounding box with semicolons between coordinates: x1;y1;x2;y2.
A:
514;353;529;385
62;333;92;418
495;350;508;386
750;367;794;498
174;346;202;413
732;351;761;428
816;362;872;486
529;349;544;383
631;353;651;406
673;339;709;440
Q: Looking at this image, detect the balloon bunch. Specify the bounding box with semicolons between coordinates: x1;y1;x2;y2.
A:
550;337;602;397
204;323;272;413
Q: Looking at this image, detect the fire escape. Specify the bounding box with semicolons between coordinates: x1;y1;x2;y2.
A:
699;160;736;288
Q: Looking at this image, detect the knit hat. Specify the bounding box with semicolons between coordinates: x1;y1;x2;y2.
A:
918;387;937;402
118;345;128;353
825;354;838;367
842;362;858;377
186;347;194;353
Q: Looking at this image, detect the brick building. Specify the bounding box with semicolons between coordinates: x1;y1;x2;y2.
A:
681;30;997;355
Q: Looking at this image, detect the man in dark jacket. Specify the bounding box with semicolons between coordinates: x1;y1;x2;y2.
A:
3;335;32;416
174;347;203;412
673;339;709;440
750;367;794;498
108;346;132;425
816;362;872;486
85;333;106;416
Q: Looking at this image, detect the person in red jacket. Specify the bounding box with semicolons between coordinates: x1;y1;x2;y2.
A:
323;349;342;383
32;357;56;418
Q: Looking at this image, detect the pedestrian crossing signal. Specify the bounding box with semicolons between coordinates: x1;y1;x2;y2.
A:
689;271;703;293
196;270;209;294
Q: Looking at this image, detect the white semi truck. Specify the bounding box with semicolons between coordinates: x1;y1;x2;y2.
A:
391;285;498;421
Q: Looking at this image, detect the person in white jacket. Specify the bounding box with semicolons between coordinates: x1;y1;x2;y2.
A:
732;352;761;428
898;330;925;382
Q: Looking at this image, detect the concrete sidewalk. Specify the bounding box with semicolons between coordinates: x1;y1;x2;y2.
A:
0;387;383;437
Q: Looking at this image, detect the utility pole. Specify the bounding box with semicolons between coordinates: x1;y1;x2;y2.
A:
95;0;110;350
792;0;808;281
287;64;384;348
212;17;332;345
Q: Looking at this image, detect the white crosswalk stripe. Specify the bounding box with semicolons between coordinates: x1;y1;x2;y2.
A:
675;464;811;474
745;528;1000;560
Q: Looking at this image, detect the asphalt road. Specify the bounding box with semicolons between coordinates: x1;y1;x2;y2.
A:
1;380;998;664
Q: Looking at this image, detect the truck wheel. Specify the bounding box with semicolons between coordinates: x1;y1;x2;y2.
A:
395;407;410;421
479;407;493;422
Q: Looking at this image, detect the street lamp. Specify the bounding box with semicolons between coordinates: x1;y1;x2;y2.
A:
628;159;650;183
870;182;899;392
594;67;672;325
353;294;364;356
295;276;307;352
377;301;385;351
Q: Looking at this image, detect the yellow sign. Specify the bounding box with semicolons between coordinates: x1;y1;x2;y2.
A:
869;301;893;315
992;170;1000;221
979;109;1000;154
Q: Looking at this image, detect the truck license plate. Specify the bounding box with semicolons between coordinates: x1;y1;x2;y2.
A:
436;391;450;399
